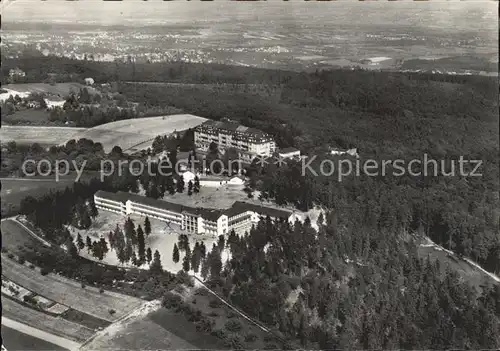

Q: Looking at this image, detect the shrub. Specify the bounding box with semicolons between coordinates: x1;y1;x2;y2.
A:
211;328;227;341
264;343;279;350
81;283;86;289
7;253;15;260
108;309;116;315
192;298;197;304
40;267;50;275
229;335;244;349
18;257;26;264
99;288;105;294
227;310;237;319
162;292;183;309
195;318;214;333
195;288;209;296
1;247;8;253
225;319;242;332
245;333;258;342
23;295;37;305
208;311;219;317
29;264;35;269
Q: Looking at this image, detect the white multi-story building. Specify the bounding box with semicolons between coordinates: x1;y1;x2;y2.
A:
194;120;276;163
94;191;293;237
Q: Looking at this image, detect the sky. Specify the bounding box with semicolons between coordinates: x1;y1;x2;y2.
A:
2;0;497;25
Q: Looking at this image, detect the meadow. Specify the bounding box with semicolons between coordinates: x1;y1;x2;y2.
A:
66;114;207;153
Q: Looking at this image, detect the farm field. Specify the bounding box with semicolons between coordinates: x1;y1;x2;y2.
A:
2;297;94;343
0;125;86;147
2;255;144;322
1;325;66;351
2;82;93;97
66;114;207;153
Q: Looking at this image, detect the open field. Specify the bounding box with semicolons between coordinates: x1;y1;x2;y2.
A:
66;114;207;153
2;297;94;343
0;125;86;147
1;176;85;216
1;219;50;254
2;82;92;98
2;255;144;322
1;324;66;351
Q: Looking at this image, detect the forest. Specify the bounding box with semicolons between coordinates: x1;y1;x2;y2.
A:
5;54;499;348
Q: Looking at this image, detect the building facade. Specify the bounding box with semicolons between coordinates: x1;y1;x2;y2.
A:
194;120;276;163
94;191;292;237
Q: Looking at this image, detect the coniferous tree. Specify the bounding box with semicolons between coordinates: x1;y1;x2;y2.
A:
144;217;151;236
67;239;78;258
182;251;191;272
99;237;109;257
194;176;200;193
188;180;193;196
86;236;92;253
150;250;163;274
131;251;138;266
76;233;85;252
173;243;180;263
146;247;153;264
137;225;146;264
88;199;98;219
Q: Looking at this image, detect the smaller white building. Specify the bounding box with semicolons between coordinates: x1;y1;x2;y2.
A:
182;171;196;185
228;176;245;186
84;77;95;86
330;147;359;158
278;147;301;159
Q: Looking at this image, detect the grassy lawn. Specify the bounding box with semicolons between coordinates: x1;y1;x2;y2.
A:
2;254;144;322
2;297;94;343
1;325;66;351
148;307;229;349
185;287;275;350
1;219;47;254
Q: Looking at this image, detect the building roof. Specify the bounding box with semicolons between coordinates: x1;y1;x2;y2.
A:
94;191;292;223
95;190;129;203
225;201;292;219
279;147;300;154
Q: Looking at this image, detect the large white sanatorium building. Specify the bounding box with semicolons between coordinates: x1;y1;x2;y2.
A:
94;190;293;237
194;120;276;162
